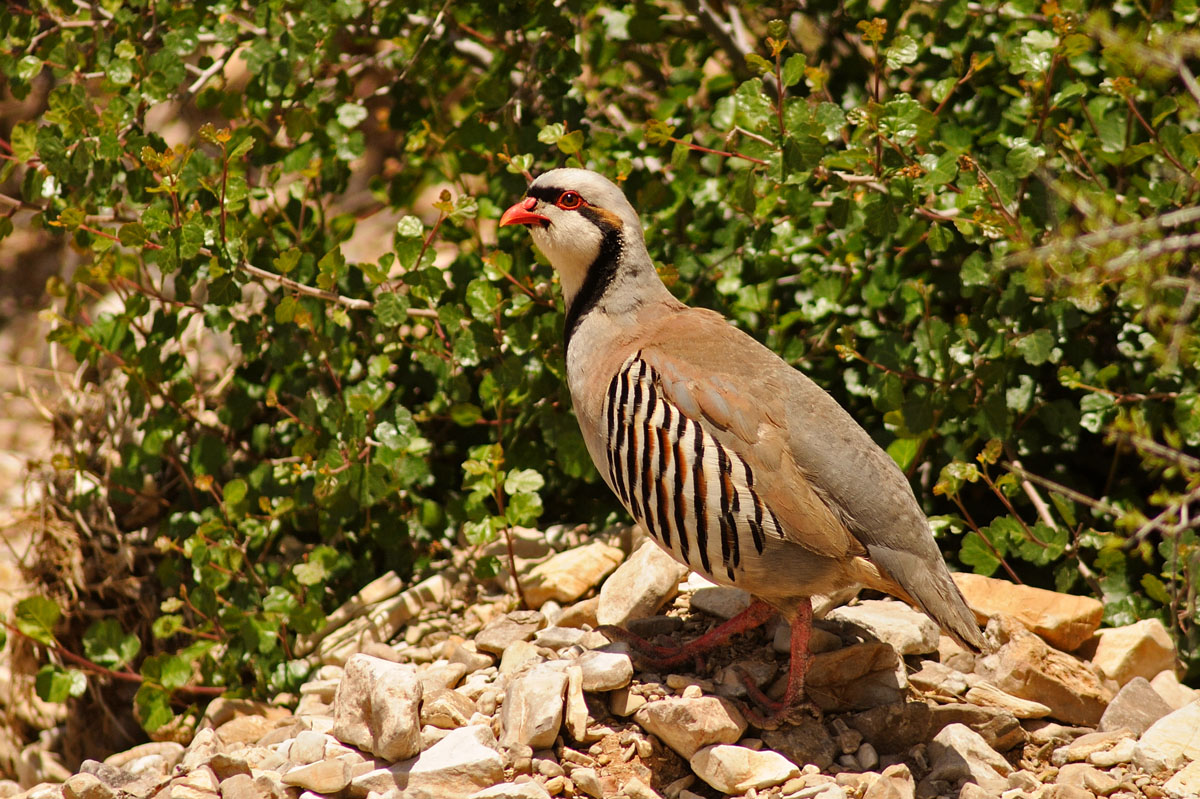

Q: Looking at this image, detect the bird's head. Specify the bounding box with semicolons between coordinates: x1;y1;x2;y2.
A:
500;168;649;308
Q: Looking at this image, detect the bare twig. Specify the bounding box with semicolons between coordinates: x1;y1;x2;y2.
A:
1009;459;1059;531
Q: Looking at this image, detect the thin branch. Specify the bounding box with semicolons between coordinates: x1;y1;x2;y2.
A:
1009;459;1059;531
1004;205;1200;266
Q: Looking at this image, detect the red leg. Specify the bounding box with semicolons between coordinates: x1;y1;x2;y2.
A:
737;597;814;726
599;599;778;669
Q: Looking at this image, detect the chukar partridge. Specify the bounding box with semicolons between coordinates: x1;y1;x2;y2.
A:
500;168;983;716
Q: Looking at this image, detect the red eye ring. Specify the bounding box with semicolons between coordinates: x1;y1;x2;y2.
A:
557;191;583;210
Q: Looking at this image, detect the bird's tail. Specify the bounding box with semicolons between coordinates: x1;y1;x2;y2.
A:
865;544;986;652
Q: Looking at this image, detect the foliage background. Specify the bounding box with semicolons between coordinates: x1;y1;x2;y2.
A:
1;0;1198;762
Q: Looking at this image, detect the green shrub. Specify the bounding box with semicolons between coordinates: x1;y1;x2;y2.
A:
1;0;1197;738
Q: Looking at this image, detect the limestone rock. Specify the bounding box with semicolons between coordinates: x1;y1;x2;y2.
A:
330;654;422;761
633;696;747;759
498;640;543;675
1164;758;1200;799
469;782;552;799
845;701;1023;755
563;665;589;742
421;688;477;729
596;541;688;626
281;760;350;794
975;617;1112;726
952;572;1102;652
760;714;837;770
1056;763;1120;796
475;611;547;656
522;541;624;608
1098;676;1173;735
925;723;1010;795
1150;669;1200;710
609;687;647;717
1091;618;1177;686
825;600;940;656
687;579;753;620
908;661;971;698
287;730;328;765
805;642;907;711
863;764;915;799
690;744;799;794
500;664;568;749
61;774;113;799
575;647;633;692
419;661;469;693
1051;730;1133;766
1134;699;1200;773
215;774;262;799
395;725;506;799
964;682;1051;719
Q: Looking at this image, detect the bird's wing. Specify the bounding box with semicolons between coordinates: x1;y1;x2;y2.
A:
634;307;983;649
633;308;865;563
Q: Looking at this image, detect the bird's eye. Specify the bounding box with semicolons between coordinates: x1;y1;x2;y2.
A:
557;191;583;210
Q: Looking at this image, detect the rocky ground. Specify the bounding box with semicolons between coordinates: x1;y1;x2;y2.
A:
3;526;1198;799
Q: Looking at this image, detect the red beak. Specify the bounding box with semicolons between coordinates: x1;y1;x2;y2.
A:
500;197;550;228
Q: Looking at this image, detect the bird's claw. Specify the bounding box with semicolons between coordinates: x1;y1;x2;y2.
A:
597;625;705;669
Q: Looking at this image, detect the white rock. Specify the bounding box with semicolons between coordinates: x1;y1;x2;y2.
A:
1134;700;1200;773
469;781;552;799
281;760;350;794
1091;618;1176;686
825;600;940;655
331;654;422;762
690;744;799;794
1164;758;1200;799
287;730;328;765
633;696;747;759
575;647;634;691
689;585;753;620
523;541;625;608
500;664;568;749
393;725;505;799
926;723;1011;795
563;665;589;742
1150;669;1200;711
597;541;688;626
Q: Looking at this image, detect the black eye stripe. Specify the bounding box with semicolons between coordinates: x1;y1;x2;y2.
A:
526;185;586;207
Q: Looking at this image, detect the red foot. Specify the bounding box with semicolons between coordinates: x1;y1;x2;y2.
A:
735;597;816;728
598;599;779;671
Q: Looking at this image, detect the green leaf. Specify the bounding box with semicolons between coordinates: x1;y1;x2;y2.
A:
1141;574;1172;605
16;596;61;646
1015;329;1058;366
108;60;134;85
557;130;584;155
223;477;248;510
504;468;545;495
1005;140;1045;178
135;683;175;732
83;618;141;669
336;103;368;128
395;216;423;238
506;490;543;525
538;123;565;144
886;437;920;471
959;532;1001;576
885;35;919;69
375;291;408;326
782;53;807;88
274;248;302;274
293;560;328;586
18;56;43;81
35;665;87;703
